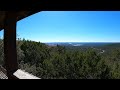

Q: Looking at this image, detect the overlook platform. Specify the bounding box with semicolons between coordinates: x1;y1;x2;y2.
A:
0;11;41;79
0;65;40;79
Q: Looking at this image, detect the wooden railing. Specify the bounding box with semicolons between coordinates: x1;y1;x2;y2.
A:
0;65;40;79
13;69;40;79
0;65;8;79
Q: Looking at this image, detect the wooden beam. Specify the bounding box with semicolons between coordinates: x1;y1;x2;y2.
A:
4;12;18;79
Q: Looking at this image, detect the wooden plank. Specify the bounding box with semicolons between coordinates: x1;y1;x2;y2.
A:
0;65;8;79
13;69;40;79
0;71;8;79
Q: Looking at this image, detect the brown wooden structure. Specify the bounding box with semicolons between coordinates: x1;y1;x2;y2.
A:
0;11;41;79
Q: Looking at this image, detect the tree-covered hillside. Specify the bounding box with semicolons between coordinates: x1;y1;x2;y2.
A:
1;39;120;79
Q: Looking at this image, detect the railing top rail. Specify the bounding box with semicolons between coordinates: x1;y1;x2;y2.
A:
13;69;40;79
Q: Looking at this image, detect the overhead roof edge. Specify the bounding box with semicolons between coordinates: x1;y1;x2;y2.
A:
0;11;41;31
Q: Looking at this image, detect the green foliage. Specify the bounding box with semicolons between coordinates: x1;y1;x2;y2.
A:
17;40;25;66
15;39;116;79
1;38;120;79
21;40;50;65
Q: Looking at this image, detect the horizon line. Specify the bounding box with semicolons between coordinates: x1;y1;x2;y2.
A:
41;41;120;43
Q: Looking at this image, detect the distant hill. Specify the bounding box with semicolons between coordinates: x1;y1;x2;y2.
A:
105;43;120;47
45;42;116;47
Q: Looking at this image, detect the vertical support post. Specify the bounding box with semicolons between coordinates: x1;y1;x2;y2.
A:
4;12;18;79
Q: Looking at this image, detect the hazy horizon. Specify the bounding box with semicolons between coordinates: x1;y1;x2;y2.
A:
42;41;120;43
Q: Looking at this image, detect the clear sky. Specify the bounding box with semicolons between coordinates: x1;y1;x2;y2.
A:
1;11;120;42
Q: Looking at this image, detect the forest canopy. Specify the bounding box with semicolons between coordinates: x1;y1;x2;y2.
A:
0;38;120;79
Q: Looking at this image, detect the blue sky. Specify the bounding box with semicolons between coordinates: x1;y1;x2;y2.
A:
1;11;120;42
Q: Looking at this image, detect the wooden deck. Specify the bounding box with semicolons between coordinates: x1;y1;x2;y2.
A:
0;65;40;79
0;65;8;79
0;71;8;79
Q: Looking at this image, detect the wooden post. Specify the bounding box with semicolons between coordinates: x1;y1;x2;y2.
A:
4;12;18;79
